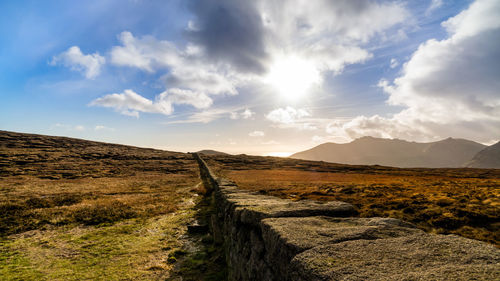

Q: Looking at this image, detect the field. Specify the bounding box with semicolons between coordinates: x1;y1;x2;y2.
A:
204;154;500;247
2;131;499;280
0;131;224;280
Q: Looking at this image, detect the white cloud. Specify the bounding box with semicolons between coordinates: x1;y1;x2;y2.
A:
390;58;399;69
90;88;212;118
385;0;500;126
51;46;105;79
266;107;310;124
260;0;409;44
95;125;115;131
160;88;213;109
326;0;500;143
110;31;179;72
90;89;164;118
241;108;255;119
230;108;255;120
53;123;86;132
265;107;320;131
93;1;411;121
111;31;240;96
326;115;431;141
312;135;351;144
249;130;265;137
166;108;232;124
426;0;444;15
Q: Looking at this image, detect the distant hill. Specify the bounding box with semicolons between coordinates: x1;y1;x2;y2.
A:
290;137;486;168
466;141;500;168
197;149;230;156
0;130;195;179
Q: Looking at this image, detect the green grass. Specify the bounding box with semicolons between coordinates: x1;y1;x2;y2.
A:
0;204;198;281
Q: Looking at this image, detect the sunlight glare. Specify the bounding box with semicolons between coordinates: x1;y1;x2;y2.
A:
265;55;321;101
264;152;293;157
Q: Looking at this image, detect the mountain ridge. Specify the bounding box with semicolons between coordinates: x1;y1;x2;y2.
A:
466;141;500;168
291;137;489;168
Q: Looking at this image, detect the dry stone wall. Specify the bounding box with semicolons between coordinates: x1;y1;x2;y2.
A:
193;154;500;281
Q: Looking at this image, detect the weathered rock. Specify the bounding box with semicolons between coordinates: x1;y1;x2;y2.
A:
261;216;423;279
194;153;500;281
290;233;500;281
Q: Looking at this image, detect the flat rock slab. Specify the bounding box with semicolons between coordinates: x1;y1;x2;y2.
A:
260;216;423;279
261;216;422;253
217;186;356;225
290;233;500;281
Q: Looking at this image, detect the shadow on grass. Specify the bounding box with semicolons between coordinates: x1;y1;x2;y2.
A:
167;192;227;281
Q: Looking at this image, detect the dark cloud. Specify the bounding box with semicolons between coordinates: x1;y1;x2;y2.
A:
187;0;269;74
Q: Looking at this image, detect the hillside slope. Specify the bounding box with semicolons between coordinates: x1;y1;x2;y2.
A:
0;130;193;178
290;137;486;168
197;149;230;156
466;141;500;168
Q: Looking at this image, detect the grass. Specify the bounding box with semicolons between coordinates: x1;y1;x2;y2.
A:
0;174;197;235
0;174;202;280
0;130;214;280
1;208;197;280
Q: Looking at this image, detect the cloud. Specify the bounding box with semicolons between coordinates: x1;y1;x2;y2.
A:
241;109;254;119
312;135;351;144
100;1;410;120
230;108;255;120
260;0;409;44
111;32;239;97
51;46;105;79
186;0;269;73
426;0;443;15
110;31;179;72
186;0;408;75
90;88;212;118
249;130;265;137
90;89;164;118
105;31;239;117
53;123;86;131
324;0;500;144
265;107;319;130
383;0;500;136
166;108;233;124
95;125;115;131
266;107;310;124
163;88;213;109
326;115;431;141
390;58;399;68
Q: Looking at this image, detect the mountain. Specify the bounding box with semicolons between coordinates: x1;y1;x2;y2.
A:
466;141;500;168
290;137;486;168
197;149;230;156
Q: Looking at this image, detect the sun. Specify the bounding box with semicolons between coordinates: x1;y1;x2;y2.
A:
265;55;321;101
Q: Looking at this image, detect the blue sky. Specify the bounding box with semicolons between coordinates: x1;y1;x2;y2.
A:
1;0;498;155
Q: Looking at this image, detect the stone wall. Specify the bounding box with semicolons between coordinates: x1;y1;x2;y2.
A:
193;154;500;281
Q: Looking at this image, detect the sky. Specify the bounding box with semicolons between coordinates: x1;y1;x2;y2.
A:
1;0;499;156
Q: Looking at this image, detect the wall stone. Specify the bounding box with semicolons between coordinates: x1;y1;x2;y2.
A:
193;154;500;281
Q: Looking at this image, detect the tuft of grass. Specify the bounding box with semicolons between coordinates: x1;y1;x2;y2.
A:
0;196;200;281
72;201;136;225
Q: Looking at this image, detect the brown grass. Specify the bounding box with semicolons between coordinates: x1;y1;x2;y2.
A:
0;174;198;235
0;131;205;280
